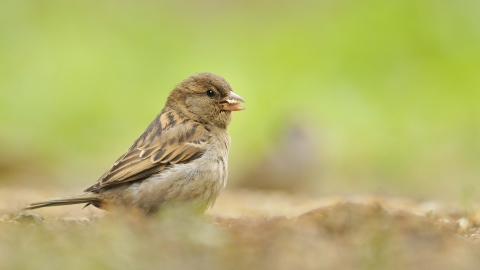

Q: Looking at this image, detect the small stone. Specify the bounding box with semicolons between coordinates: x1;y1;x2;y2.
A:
14;213;44;225
458;217;470;232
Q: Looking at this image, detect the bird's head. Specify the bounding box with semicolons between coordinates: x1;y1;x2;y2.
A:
166;72;245;129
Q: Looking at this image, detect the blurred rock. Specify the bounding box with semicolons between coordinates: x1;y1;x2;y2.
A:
457;217;470;232
14;213;44;225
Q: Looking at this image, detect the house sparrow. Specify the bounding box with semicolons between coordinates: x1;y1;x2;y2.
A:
23;72;245;214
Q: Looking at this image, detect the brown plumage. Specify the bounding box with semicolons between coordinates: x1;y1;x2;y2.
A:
24;72;245;214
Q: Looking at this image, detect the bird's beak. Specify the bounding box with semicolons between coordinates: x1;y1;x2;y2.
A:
220;91;246;111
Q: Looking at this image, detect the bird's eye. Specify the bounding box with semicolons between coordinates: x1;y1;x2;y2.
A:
206;89;215;98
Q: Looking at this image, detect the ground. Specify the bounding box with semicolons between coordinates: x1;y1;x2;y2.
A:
1;188;480;270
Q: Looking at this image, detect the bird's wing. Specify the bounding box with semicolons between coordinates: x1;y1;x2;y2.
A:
85;109;210;192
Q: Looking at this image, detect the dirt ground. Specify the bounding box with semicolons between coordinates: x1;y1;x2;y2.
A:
2;188;480;270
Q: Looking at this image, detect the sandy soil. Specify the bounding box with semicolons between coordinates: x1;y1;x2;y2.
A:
2;188;480;270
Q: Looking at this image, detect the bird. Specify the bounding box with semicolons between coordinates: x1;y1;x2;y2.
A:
23;72;245;215
236;118;318;193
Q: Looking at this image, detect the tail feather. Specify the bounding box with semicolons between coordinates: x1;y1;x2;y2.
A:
23;193;100;210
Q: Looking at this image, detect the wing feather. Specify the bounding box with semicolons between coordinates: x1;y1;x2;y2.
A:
85;109;210;192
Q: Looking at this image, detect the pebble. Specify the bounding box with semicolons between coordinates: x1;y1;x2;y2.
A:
14;213;44;225
457;217;470;232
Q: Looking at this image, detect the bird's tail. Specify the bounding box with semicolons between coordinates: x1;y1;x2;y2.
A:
22;193;100;210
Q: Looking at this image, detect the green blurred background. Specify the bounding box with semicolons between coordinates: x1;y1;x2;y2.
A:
1;0;479;201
